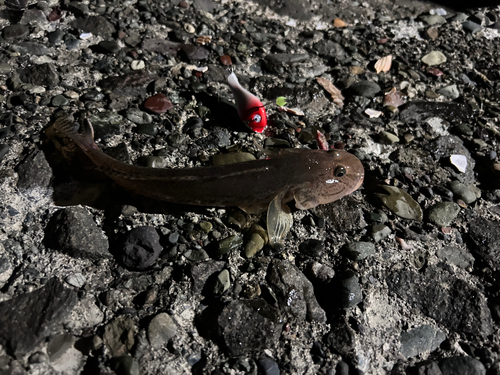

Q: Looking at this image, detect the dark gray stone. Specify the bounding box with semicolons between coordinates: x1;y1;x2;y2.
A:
141;39;180;56
387;266;493;337
258;357;280;375
190;261;226;294
469;218;500;270
399;324;446;359
343;242;376;260
10;42;50;56
340;271;363;308
399;101;471;123
19;63;60;88
462;21;483;34
180;44;209;61
2;24;29;40
345;81;381;99
218;299;282;357
267;259;326;322
436;246;474;269
265;53;309;65
45;207;110;260
98;41;121;54
70;16;115;38
51;94;69;107
427;202;461;227
0;278;78;358
47;29;64;44
313;39;346;59
120;227;163;270
16;150;53;192
439;356;486;375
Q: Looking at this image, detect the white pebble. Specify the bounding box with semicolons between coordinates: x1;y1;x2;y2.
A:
131;60;145;70
450;154;467;173
65;273;86;288
80;32;92;40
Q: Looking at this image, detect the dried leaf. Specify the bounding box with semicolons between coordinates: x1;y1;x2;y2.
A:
316;130;328;151
281;107;304;116
383;88;405;108
375;55;392;73
316;77;344;107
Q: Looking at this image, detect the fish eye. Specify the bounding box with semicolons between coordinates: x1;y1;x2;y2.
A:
252;114;262;123
334;166;346;177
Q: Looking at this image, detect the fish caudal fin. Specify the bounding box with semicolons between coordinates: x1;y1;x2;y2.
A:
53;114;97;152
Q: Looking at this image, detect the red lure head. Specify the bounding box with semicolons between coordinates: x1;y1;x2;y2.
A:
241;105;268;133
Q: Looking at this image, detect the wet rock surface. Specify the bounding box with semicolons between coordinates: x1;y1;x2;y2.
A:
0;0;500;374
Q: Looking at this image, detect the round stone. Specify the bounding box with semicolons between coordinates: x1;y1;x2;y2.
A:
421;51;447;66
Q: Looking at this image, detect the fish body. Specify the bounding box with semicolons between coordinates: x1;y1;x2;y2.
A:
227;72;267;133
54;115;364;248
54;115;363;209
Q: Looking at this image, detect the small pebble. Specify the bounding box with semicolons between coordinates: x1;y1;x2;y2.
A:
448;181;477;204
143;93;174;113
427;202;461;227
462;21;482;34
214;269;231;294
421;51;447;66
131;60;145;70
217;235;243;256
65;273;86;288
379;131;400;144
450;155;467;173
51;94;69;107
371;224;391;242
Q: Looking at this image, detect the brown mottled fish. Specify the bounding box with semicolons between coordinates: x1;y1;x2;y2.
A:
54;115;364;249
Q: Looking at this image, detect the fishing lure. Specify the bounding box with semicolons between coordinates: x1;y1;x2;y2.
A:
227;72;268;133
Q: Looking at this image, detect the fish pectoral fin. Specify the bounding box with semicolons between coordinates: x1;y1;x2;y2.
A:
293;188;319;210
267;190;293;250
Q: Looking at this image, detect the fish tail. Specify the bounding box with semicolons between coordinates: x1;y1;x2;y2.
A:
53;114;97;152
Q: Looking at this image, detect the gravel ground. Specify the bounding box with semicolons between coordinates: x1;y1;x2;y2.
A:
1;0;500;374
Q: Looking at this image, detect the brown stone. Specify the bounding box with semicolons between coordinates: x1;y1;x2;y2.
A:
143;94;174;113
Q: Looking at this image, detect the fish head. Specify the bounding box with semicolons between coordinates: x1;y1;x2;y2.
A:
241;106;268;133
293;150;364;210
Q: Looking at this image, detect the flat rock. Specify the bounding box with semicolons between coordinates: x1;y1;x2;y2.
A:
103;316;137;357
3;24;29;40
266;259;326;322
10;42;50;56
218;299;282;357
0;278;78;358
387;266;493;337
421;51;447;66
427;202;461;227
70;16;115;38
468;218;500;270
19;63;60;88
374;186;423;220
400;324;446;359
45;206;110;260
439;356;486;375
16;149;53;192
147;313;177;348
345;81;381;99
436;246;474;269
